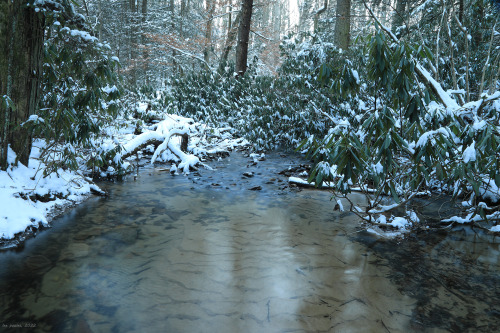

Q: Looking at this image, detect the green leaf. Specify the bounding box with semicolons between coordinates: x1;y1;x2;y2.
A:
389;182;400;203
435;163;443;180
383;134;391;150
495;174;500;188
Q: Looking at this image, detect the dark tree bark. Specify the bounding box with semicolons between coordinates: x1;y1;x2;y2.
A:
334;0;351;50
458;0;464;23
142;0;147;20
0;0;45;169
235;0;254;76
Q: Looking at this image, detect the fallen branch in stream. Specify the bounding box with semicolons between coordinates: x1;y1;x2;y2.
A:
288;177;376;193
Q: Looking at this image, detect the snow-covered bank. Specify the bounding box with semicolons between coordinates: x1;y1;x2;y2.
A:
0;143;100;247
0;108;247;247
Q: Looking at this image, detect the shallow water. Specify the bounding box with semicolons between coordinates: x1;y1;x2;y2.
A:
0;152;499;332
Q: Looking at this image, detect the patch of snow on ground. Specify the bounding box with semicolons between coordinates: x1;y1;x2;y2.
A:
0;143;95;241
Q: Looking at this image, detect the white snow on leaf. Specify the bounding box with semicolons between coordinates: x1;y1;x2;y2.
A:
352;69;360;84
462;141;476;163
416;127;450;148
490;225;500;232
472;120;487;131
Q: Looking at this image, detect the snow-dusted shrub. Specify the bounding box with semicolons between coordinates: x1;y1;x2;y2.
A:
302;28;500;229
168;36;358;150
24;7;121;176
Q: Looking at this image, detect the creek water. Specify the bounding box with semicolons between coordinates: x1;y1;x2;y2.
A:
0;152;499;332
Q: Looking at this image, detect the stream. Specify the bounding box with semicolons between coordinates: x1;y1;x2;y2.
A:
0;151;499;332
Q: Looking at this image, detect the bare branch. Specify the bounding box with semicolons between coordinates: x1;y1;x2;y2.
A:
453;12;471;102
479;23;497;97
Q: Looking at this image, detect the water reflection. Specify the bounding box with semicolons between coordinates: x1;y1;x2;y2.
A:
0;153;498;332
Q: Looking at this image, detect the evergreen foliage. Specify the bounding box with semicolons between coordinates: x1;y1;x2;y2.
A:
21;0;122;175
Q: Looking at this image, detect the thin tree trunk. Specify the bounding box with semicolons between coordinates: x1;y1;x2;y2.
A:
392;0;406;36
334;0;351;50
220;10;242;67
458;0;464;23
273;0;281;40
454;13;470;102
445;14;464;105
142;0;148;86
314;0;328;32
479;23;496;97
235;0;254;76
204;0;216;64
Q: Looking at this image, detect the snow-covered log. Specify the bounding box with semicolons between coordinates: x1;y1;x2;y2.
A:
108;115;200;174
117;131;165;161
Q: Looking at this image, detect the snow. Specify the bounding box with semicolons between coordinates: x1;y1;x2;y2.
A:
416;127;450;148
352;69;360;84
372;210;419;231
472;120;487;131
373;162;383;174
462;141;476;163
416;64;459;111
288;177;335;188
0;143;95;241
479;179;500;204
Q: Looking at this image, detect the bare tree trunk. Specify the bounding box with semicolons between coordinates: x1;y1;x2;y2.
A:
220;10;242;67
454;13;470;102
204;0;216;64
235;0;254;76
458;0;464;23
0;0;45;168
314;0;328;32
273;0;281;40
392;0;406;36
141;0;149;86
334;0;351;50
227;0;232;36
445;12;464;105
297;0;312;36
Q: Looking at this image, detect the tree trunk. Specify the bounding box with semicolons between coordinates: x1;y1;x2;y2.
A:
458;0;464;23
273;0;282;40
392;0;406;36
314;0;328;32
141;0;149;86
235;0;254;76
0;0;45;169
298;0;312;36
334;0;351;50
204;0;215;64
220;10;242;67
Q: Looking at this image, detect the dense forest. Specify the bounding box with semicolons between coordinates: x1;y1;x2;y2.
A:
0;0;499;238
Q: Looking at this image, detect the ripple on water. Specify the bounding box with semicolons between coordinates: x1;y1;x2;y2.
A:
0;152;498;332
